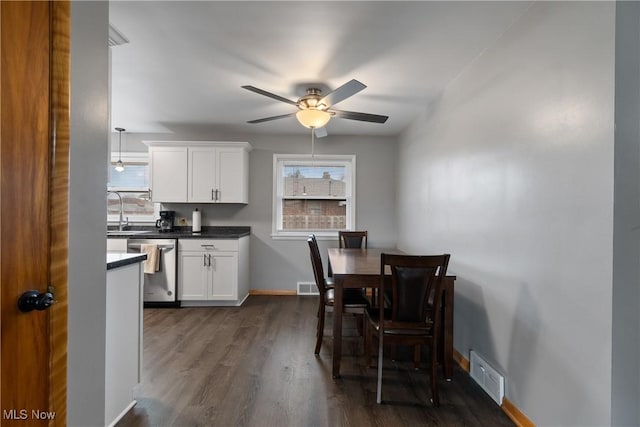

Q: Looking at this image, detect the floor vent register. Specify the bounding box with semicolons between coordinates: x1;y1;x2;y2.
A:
297;282;319;296
470;350;505;405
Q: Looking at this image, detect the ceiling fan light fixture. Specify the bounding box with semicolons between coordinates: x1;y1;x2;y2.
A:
296;109;331;129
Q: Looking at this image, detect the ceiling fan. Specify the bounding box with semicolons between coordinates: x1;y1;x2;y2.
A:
242;79;389;130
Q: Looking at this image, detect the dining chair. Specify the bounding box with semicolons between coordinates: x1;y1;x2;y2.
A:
338;230;368;249
307;235;370;355
338;230;375;304
365;252;450;406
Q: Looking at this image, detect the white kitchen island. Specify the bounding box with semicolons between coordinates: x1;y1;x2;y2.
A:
105;253;146;427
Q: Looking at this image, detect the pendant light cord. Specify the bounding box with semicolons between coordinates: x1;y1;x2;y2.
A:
118;130;122;162
114;127;126;172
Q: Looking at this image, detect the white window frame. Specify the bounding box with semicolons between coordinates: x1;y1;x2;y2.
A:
272;154;356;240
107;152;159;223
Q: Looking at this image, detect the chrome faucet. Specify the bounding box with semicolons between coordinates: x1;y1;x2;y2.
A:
107;191;129;231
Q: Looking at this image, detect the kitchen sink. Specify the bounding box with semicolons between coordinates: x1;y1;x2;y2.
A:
106;230;153;236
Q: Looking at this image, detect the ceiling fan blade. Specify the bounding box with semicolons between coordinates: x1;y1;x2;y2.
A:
241;85;298;106
247;112;297;124
320;79;366;107
330;109;389;123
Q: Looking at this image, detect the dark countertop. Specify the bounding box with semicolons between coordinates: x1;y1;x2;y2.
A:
107;253;147;270
106;225;251;239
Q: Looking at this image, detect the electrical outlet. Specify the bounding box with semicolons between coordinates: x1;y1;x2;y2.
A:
178;217;187;226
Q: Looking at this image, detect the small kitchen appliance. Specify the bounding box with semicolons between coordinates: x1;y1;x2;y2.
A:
155;210;176;232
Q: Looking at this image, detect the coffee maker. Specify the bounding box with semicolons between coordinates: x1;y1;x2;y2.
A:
155;210;176;232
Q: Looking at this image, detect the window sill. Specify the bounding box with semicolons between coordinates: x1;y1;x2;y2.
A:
271;231;339;241
107;217;156;224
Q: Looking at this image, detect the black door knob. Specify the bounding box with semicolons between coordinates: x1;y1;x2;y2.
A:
18;290;55;312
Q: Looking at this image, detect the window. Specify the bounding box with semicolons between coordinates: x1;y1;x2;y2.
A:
272;154;355;239
107;152;158;223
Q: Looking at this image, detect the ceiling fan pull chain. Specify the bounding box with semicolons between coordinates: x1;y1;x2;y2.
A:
311;127;315;161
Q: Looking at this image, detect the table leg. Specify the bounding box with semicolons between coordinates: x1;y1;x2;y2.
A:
444;278;453;380
332;277;343;379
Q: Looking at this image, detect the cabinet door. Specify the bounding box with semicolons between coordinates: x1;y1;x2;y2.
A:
217;148;247;203
105;263;142;425
188;146;217;202
210;252;238;300
178;252;208;300
150;146;188;202
107;238;127;252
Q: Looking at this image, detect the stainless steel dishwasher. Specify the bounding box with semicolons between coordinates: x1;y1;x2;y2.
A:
127;238;178;305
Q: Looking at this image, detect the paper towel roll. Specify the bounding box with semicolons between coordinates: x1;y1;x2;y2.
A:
192;208;201;233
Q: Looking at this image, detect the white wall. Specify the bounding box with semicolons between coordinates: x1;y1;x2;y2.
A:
397;3;614;425
117;131;397;291
612;2;640;425
68;1;110;425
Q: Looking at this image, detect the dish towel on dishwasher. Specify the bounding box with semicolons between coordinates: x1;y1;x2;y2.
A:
140;244;160;274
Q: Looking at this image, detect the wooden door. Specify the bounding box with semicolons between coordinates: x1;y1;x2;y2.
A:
0;1;69;425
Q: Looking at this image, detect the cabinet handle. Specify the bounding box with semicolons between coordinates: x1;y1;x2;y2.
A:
203;254;207;266
208;254;212;267
215;189;219;201
211;189;215;201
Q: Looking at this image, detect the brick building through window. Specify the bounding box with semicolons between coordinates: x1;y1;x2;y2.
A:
273;155;355;237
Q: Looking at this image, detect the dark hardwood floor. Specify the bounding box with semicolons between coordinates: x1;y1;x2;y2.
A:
117;295;514;427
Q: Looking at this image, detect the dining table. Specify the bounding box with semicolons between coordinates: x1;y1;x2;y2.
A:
327;247;456;379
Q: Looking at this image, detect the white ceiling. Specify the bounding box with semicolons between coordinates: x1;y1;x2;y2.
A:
109;1;531;137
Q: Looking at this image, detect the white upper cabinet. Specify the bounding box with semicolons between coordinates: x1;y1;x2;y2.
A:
145;141;251;204
149;146;188;202
216;148;247;203
188;146;217;202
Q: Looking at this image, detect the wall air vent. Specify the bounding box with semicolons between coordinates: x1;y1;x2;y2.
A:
297;282;319;296
470;350;505;405
108;24;129;47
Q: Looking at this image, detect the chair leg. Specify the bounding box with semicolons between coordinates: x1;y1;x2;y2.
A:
376;333;384;404
355;313;364;336
315;304;325;355
363;319;369;365
430;345;440;407
365;323;376;368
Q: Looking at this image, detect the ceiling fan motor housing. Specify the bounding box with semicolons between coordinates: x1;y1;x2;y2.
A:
298;88;327;111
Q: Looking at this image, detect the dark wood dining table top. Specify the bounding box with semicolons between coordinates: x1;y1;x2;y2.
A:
327;247;403;279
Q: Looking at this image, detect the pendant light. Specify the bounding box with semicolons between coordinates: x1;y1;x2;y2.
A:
114;127;125;172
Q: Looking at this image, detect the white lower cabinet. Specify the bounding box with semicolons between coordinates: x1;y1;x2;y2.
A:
105;260;143;427
178;237;249;306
